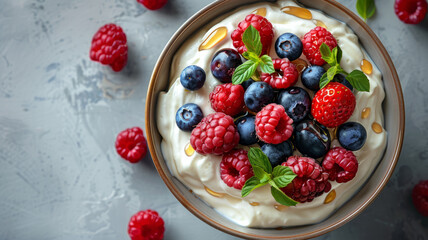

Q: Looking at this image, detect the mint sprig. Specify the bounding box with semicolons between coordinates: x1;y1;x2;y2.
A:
356;0;376;22
232;25;275;85
241;148;298;206
319;43;370;92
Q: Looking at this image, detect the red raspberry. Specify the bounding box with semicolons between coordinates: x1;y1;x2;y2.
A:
255;104;293;144
394;0;427;24
302;27;337;66
231;14;274;56
260;58;298;89
220;149;254;190
322;147;358;183
137;0;168;10
89;24;128;72
412;180;428;216
128;209;164;240
281;156;331;203
311;82;356;128
190;112;239;155
115;127;148;163
209;83;245;116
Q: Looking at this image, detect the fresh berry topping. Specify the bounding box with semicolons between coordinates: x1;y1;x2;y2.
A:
394;0;427;24
255;103;294;144
180;65;206;91
209;83;245;116
190;112;240;155
89;24;128;72
261;141;293;168
128;209;165;240
231;14;274;56
211;49;243;83
115;127;147;163
220;149;254;190
322;147;358;183
244;81;274;112
302;27;337;66
235;115;258;146
281;156;331;203
311;82;356;128
337;122;367;151
293;119;331;159
334;74;353;91
137;0;168;10
241;78;255;90
261;58;298;89
301;65;326;91
412;180;428;216
175;103;204;131
274;33;303;61
277;87;311;123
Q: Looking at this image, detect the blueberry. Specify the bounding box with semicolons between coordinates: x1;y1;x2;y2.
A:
179;65;206;91
235;115;258;146
175;103;203;131
337;122;367;151
244;82;274;112
211;49;242;83
241;79;255;90
277;87;311;123
334;74;353;91
261;141;293;168
293;119;331;159
274;33;303;61
301;65;326;91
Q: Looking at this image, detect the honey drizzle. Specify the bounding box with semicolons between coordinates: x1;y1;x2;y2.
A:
372;122;383;134
324;190;336;204
185;143;195;156
292;58;309;73
274;204;289;211
313;19;327;28
204;186;225;198
361;107;371;119
281;6;312;20
361;59;373;75
199;27;228;51
250;202;260;206
252;7;267;17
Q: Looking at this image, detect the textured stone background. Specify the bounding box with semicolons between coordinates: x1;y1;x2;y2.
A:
0;0;427;239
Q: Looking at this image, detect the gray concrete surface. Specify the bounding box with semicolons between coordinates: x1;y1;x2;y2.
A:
0;0;427;239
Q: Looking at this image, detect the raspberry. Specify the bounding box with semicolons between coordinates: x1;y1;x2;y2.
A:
302;27;337;66
260;58;298;89
412;180;428;216
255;104;293;144
190;112;240;155
394;0;427;24
281;156;331;203
231;14;274;56
322;147;358;183
89;24;128;72
115;127;148;163
311;82;356;128
220;149;254;190
209;83;245;116
137;0;168;10
128;209;165;240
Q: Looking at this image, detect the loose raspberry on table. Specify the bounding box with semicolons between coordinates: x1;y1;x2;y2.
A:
412;180;428;216
89;23;128;72
394;0;427;24
302;26;337;66
137;0;168;10
255;103;293;144
281;156;331;203
220;149;254;190
209;83;245;116
128;209;165;240
231;14;274;56
190;112;240;155
260;58;298;89
322;147;358;183
311;82;356;128
115;127;147;163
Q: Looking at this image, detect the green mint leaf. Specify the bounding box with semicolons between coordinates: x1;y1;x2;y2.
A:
336;45;343;63
241;176;267;197
242;25;262;56
259;55;275;74
243;51;261;62
319;72;330;89
346;70;370;92
320;43;336;66
248;148;272;174
327;65;338;81
270;185;298;206
232;60;258;85
272;165;296;188
252;166;270;183
356;0;376;21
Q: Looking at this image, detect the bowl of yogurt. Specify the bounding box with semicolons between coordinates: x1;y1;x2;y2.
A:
145;0;404;238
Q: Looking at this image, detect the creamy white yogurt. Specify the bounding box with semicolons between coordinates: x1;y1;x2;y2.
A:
156;0;387;227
